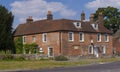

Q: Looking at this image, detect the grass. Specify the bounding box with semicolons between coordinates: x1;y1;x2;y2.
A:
0;58;120;71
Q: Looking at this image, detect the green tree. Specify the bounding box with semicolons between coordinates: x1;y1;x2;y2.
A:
0;5;15;53
94;6;120;33
23;43;38;54
14;37;23;54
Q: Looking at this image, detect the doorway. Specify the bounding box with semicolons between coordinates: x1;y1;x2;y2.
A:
48;47;54;57
94;47;99;58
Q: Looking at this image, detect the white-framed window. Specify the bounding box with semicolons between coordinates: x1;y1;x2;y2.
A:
88;45;93;54
68;32;74;41
73;22;81;28
22;36;26;44
101;45;106;54
105;34;109;42
92;24;98;30
79;32;84;42
32;36;36;42
97;33;101;42
43;33;47;42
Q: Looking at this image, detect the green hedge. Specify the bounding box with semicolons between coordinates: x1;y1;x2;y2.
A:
55;55;68;61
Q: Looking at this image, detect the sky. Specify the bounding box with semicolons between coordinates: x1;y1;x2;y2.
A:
0;0;120;29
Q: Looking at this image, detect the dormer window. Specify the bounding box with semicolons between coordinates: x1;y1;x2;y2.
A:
92;24;98;30
73;22;81;28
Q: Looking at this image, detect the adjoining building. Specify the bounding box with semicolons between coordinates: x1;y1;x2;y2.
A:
13;11;113;58
113;29;120;54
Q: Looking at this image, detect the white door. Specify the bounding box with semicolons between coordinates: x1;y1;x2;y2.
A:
94;47;99;58
48;47;54;57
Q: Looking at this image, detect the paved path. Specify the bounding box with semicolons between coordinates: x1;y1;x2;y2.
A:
13;61;120;72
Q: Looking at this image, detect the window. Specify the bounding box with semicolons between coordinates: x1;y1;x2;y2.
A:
32;36;36;42
76;22;81;27
88;45;93;54
97;33;101;42
101;45;106;54
68;32;74;41
92;24;98;30
94;24;98;29
73;22;81;28
23;36;26;44
43;33;47;42
79;32;84;42
105;34;109;42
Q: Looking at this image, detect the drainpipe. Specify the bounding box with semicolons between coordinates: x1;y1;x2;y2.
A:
59;32;62;55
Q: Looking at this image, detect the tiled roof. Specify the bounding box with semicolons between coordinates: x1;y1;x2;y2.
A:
13;19;112;36
113;29;120;38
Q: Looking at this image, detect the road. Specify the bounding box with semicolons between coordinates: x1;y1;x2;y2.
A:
14;61;120;72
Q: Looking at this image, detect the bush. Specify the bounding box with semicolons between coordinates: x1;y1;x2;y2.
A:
2;54;14;60
15;56;25;61
55;55;68;61
116;51;120;56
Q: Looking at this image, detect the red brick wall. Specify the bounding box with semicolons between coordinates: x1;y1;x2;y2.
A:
61;31;113;56
20;32;60;56
113;38;120;52
14;31;113;57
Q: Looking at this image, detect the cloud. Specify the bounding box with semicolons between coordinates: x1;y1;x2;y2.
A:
86;0;120;10
10;0;76;23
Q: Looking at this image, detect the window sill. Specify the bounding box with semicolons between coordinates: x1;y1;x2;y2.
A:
80;40;84;42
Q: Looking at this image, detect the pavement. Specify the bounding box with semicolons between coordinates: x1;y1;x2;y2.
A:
8;61;120;72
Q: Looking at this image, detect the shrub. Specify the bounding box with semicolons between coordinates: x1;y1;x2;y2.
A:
55;55;68;61
116;51;120;56
15;56;25;61
3;54;14;60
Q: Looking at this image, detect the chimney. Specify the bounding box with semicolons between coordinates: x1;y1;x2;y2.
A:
47;11;53;20
90;14;94;24
26;16;33;23
98;12;103;24
81;11;85;21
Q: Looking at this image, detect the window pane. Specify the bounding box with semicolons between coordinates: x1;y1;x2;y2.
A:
105;34;109;42
32;36;36;42
101;45;106;54
43;33;47;42
97;34;101;42
88;45;93;54
23;36;26;44
80;32;84;42
68;32;74;41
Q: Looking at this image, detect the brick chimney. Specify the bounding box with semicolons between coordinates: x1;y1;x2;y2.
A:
98;12;103;24
81;11;85;21
90;14;94;24
47;11;53;20
26;16;33;23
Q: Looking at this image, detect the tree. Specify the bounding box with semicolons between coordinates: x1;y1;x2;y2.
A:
0;5;14;53
94;6;120;33
14;37;23;54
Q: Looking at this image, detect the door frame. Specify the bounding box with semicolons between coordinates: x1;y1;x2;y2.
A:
48;47;54;57
94;47;99;58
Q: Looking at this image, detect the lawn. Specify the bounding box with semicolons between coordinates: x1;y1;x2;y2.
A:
0;58;120;71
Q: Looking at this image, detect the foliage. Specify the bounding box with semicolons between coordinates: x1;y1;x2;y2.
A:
0;5;15;53
0;54;25;61
15;56;25;61
116;51;120;56
55;55;68;61
14;37;23;54
2;54;14;60
23;43;38;54
94;6;120;33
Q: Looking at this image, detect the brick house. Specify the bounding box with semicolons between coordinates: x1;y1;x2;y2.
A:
13;11;113;57
113;29;120;54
